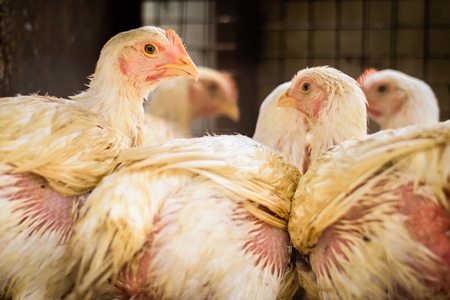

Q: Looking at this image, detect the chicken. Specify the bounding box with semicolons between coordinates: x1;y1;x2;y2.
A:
277;66;368;171
59;66;363;300
290;122;450;300
357;68;440;130
142;113;189;144
270;66;366;300
143;66;239;143
60;135;301;300
0;26;198;195
0;26;198;300
285;68;450;299
253;81;310;172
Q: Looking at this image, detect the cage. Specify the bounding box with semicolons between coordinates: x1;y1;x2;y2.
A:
142;0;450;136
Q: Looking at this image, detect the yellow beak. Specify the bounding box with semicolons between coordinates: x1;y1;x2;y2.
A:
277;89;297;109
158;54;199;81
220;101;240;122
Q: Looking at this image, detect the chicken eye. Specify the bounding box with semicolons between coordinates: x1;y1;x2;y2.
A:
377;85;387;93
208;83;218;92
144;44;156;55
302;83;311;92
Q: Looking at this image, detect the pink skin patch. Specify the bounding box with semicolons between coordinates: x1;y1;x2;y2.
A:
114;204;289;298
115;240;155;298
291;77;325;119
400;185;450;290
145;70;167;82
311;201;375;277
9;172;85;242
118;40;171;81
366;102;383;118
115;215;163;299
312;94;324;119
239;206;290;277
119;57;130;76
312;181;450;296
296;92;324;119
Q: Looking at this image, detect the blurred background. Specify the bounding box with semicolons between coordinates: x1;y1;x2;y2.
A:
1;0;449;136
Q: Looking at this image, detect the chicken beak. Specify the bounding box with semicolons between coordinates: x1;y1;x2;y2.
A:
277;89;298;109
158;54;199;81
220;101;240;122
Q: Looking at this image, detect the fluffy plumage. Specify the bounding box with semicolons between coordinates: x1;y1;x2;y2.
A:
357;68;440;130
60;135;300;300
290;122;450;300
143;66;239;142
253;82;309;173
142;114;189;144
253;66;367;300
55;70;332;299
0;26;198;195
278;66;367;171
0;96;130;196
0;26;198;300
286;67;449;299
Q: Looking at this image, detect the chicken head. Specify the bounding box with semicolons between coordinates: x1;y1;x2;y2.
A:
278;66;367;166
357;68;439;130
188;68;240;122
90;26;198;101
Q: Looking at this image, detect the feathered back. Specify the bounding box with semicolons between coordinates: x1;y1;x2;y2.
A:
290;120;450;253
253;82;309;172
117;135;300;229
0;96;130;195
289;120;450;299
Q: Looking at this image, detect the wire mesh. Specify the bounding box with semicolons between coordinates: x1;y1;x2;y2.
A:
142;0;450;135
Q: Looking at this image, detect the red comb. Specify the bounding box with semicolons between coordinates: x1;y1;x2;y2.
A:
357;68;377;86
166;29;186;53
220;71;239;102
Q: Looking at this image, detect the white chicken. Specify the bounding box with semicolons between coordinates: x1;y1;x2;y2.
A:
0;26;198;300
290;122;450;300
142;113;189;144
357;68;440;130
143;66;240;143
285;68;450;299
277;66;368;171
60;135;301;300
59;66;366;300
253;81;310;173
